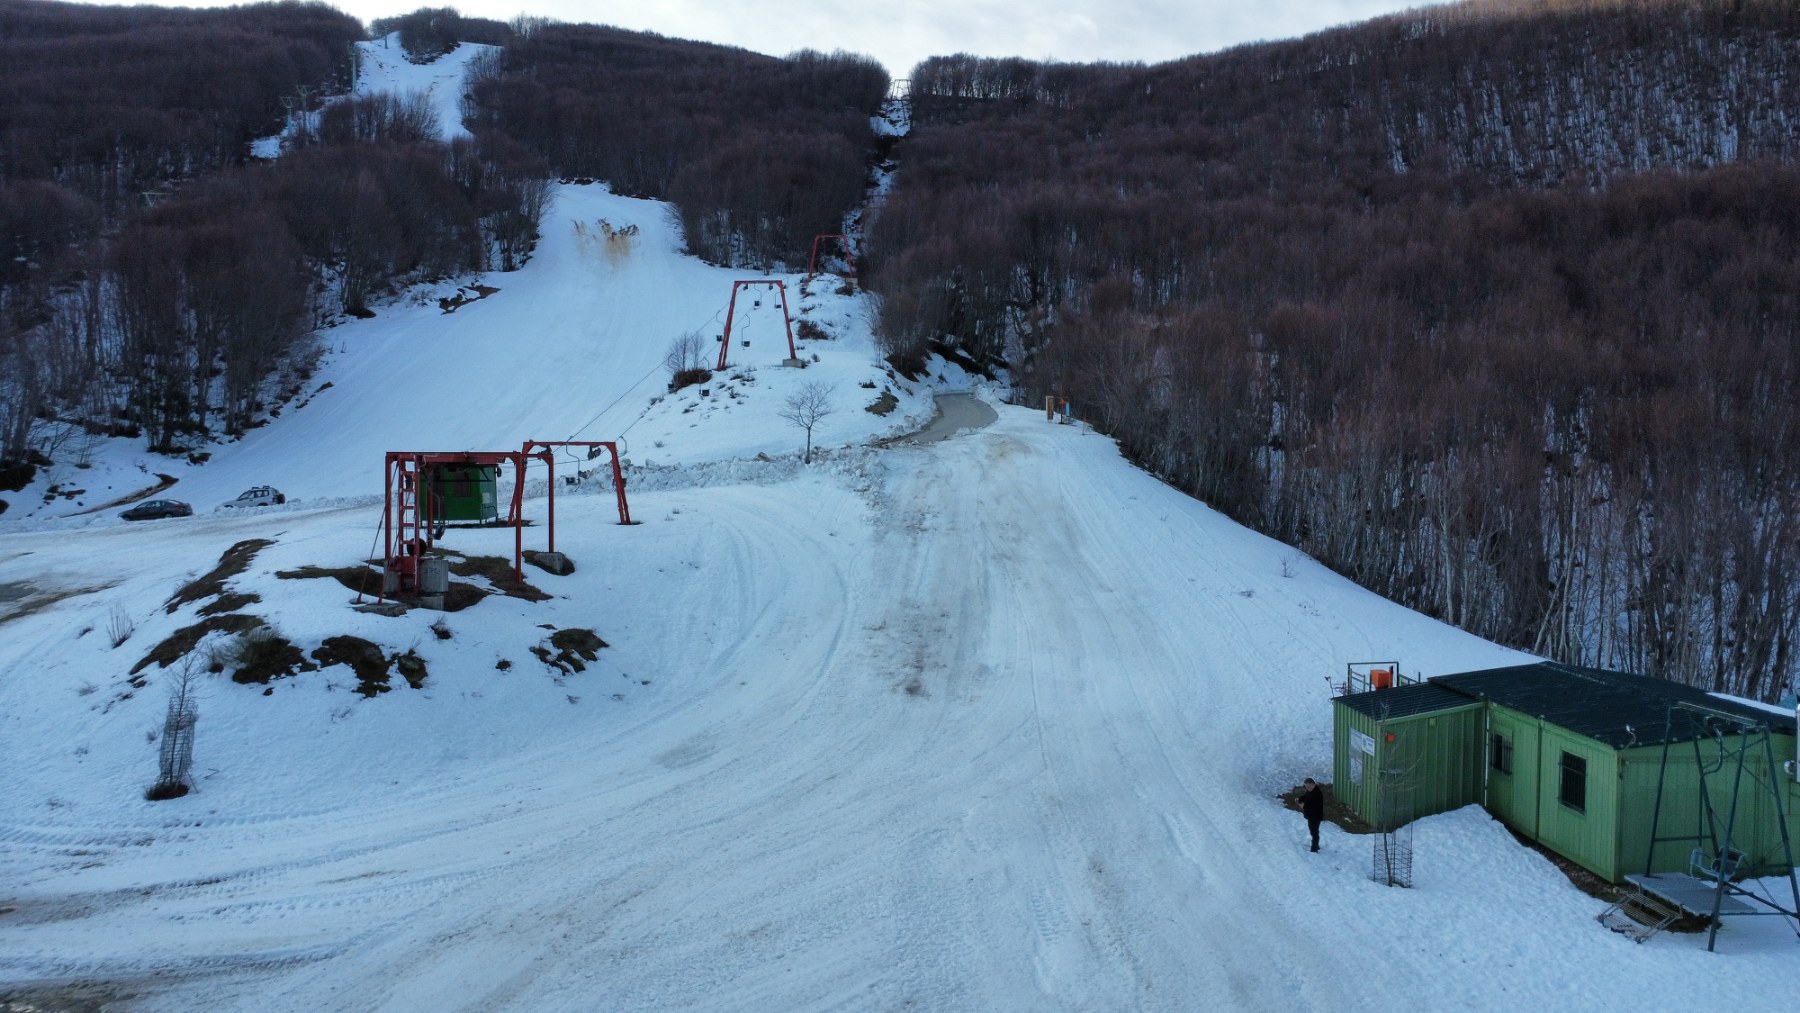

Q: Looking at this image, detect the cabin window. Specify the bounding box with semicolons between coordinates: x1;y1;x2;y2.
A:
1558;751;1587;813
1491;733;1514;775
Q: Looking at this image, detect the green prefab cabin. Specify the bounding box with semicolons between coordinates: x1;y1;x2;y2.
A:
1331;662;1800;884
428;464;499;522
1333;684;1486;829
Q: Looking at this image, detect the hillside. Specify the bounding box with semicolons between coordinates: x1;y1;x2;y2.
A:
4;137;1800;1013
871;0;1800;704
4;6;1800;1007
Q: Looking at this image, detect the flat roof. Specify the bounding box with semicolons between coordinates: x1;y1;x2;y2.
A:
1337;682;1482;721
1430;662;1797;749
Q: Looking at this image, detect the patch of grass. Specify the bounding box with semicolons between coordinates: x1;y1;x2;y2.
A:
225;625;318;685
447;553;551;602
198;591;261;617
865;391;899;416
440;581;491;611
165;538;275;615
313;635;393;697
552;627;607;657
795;319;830;341
276;563;383;597
532;627;608;674
132;614;263;675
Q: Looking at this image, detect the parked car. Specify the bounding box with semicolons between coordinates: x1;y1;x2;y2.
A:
120;499;193;521
220;486;286;509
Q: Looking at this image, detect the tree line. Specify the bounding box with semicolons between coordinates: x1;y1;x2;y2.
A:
869;0;1800;700
464;25;888;267
3;3;889;493
0;0;363;222
0;2;547;469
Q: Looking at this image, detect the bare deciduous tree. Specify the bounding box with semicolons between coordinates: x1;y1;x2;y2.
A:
147;657;200;801
778;381;836;464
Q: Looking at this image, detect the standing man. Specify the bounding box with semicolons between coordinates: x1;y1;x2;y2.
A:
1300;778;1325;853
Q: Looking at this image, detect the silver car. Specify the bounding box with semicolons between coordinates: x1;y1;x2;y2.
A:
221;486;286;509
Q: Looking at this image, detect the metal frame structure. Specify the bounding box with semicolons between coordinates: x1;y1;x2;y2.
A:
1341;660;1407;696
369;441;632;604
716;280;797;371
806;233;857;279
1635;701;1800;950
522;441;633;552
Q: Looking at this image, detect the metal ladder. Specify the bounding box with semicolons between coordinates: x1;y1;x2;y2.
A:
1597;886;1683;943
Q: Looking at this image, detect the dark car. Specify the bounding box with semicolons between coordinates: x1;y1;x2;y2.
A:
120;499;193;521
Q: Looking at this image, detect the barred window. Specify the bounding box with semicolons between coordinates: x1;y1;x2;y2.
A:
1559;751;1587;813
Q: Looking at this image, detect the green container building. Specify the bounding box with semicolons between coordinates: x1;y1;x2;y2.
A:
1332;662;1800;884
429;464;499;522
1333;683;1486;829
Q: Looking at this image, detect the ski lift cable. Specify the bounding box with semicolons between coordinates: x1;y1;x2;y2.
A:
565;308;728;443
563;359;663;443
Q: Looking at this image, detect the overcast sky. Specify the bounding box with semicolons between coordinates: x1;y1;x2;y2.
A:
94;1;1440;76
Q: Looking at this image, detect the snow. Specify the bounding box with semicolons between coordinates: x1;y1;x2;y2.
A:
4;87;1799;1013
352;34;492;143
249;36;493;159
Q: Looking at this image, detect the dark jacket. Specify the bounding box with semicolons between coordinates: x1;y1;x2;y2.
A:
1300;785;1325;821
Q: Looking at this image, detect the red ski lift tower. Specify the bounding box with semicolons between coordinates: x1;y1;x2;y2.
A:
806;234;857;280
716;280;798;371
521;440;633;554
371;441;632;604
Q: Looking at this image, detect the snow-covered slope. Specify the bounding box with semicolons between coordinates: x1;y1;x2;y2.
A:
252;35;492;158
353;34;490;143
3;104;1797;1013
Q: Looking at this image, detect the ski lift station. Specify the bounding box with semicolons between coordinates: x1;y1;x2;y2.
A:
1332;662;1799;947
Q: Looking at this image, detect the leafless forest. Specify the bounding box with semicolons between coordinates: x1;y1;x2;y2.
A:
0;2;884;461
867;0;1800;700
463;23;888;266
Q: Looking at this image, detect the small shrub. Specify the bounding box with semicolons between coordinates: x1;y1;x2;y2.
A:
223;624;316;684
147;660;199;801
670;367;713;392
108;605;134;648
